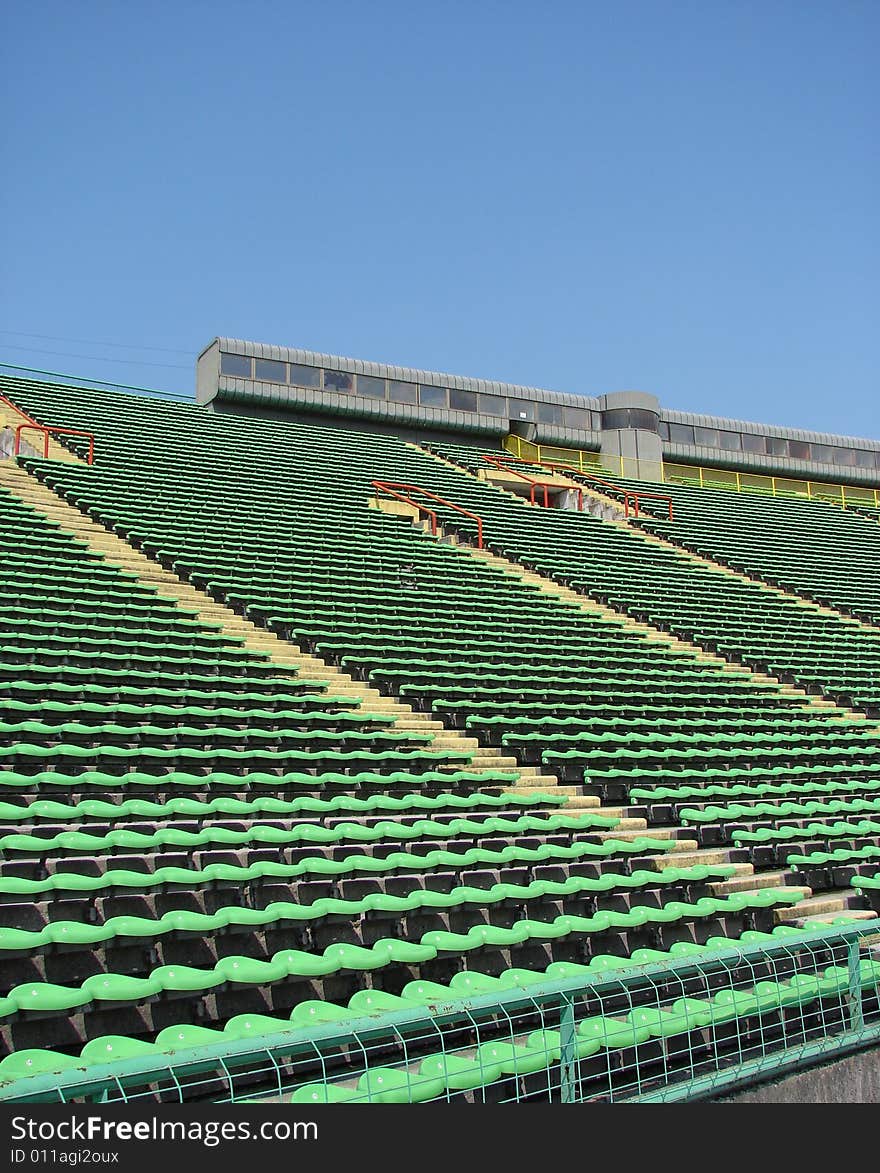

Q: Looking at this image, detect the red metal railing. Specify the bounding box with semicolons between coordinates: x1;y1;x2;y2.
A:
14;424;95;465
1;394;95;465
0;395;42;427
480;453;584;512
372;481;484;549
524;458;674;521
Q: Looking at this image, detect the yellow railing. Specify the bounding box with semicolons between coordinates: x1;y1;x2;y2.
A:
503;435;625;478
663;461;880;508
502;435;880;509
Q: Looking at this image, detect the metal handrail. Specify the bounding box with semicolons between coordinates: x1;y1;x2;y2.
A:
372;481;484;548
502;436;880;510
534;458;674;521
0;394;42;428
480;453;583;511
14;423;95;465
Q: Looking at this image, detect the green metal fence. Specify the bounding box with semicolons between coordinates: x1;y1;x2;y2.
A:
3;921;880;1105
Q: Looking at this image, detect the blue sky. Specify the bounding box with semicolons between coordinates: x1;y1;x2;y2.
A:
1;1;876;436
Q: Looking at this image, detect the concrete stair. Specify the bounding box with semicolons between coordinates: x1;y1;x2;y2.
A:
773;893;867;924
791;908;879;926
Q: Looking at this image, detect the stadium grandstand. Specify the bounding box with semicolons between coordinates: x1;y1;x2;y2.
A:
1;339;880;1105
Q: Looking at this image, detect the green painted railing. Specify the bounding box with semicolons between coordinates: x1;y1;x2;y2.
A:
2;920;879;1105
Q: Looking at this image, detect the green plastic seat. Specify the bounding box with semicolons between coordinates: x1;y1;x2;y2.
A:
154;1024;224;1051
474;1040;551;1077
347;989;415;1016
578;1015;652;1049
213;956;288;985
289;1082;360;1104
0;1049;80;1082
79;1036;159;1064
288;1000;352;1028
81;973;163;1002
223;1014;294;1041
10;982;91;1013
400;980;456;1006
352;1066;445;1103
152;965;225;993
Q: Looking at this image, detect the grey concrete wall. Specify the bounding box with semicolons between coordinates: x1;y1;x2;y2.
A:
717;1045;880;1103
195;340;220;405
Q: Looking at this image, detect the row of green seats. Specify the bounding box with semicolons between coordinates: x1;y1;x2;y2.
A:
733;817;880;844
0;809;618;855
631;777;880;803
0;682;340;706
0;889;807;1019
680;796;880;826
8;922;875;1088
0;745;467;769
0;836;676;897
584;761;880;787
0;788;561;825
0;700;394;727
0;768;519;792
787;845;880;868
0;864;735;951
0;720;430;747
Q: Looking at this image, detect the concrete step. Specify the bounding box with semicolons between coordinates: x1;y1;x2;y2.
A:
653;847;738;869
787;908;879;927
498;788;593;805
598;816;648;833
708;872;799;896
707;869;807;896
505;774;558;788
597;826;685;844
774;894;853;923
554;793;601;807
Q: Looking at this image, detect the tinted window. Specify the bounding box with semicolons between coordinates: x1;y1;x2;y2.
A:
289;363;321;388
629;409;659;431
357;374;386;399
658;420;671;440
788;440;811;460
742;433;765;453
419;385;447;407
478;393;507;416
694;427;720;447
854;448;877;469
537;402;564;425
766;437;789;457
811;443;834;464
389;379;418;403
563;406;594;430
220;353;252;378
254;358;286;383
718;430;742;451
668;423;695;445
832;447;856;467
324;370;353;393
449;388;477;412
508;399;534;421
604;407;659;431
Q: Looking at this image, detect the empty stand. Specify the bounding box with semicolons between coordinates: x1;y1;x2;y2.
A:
1;372;879;1102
